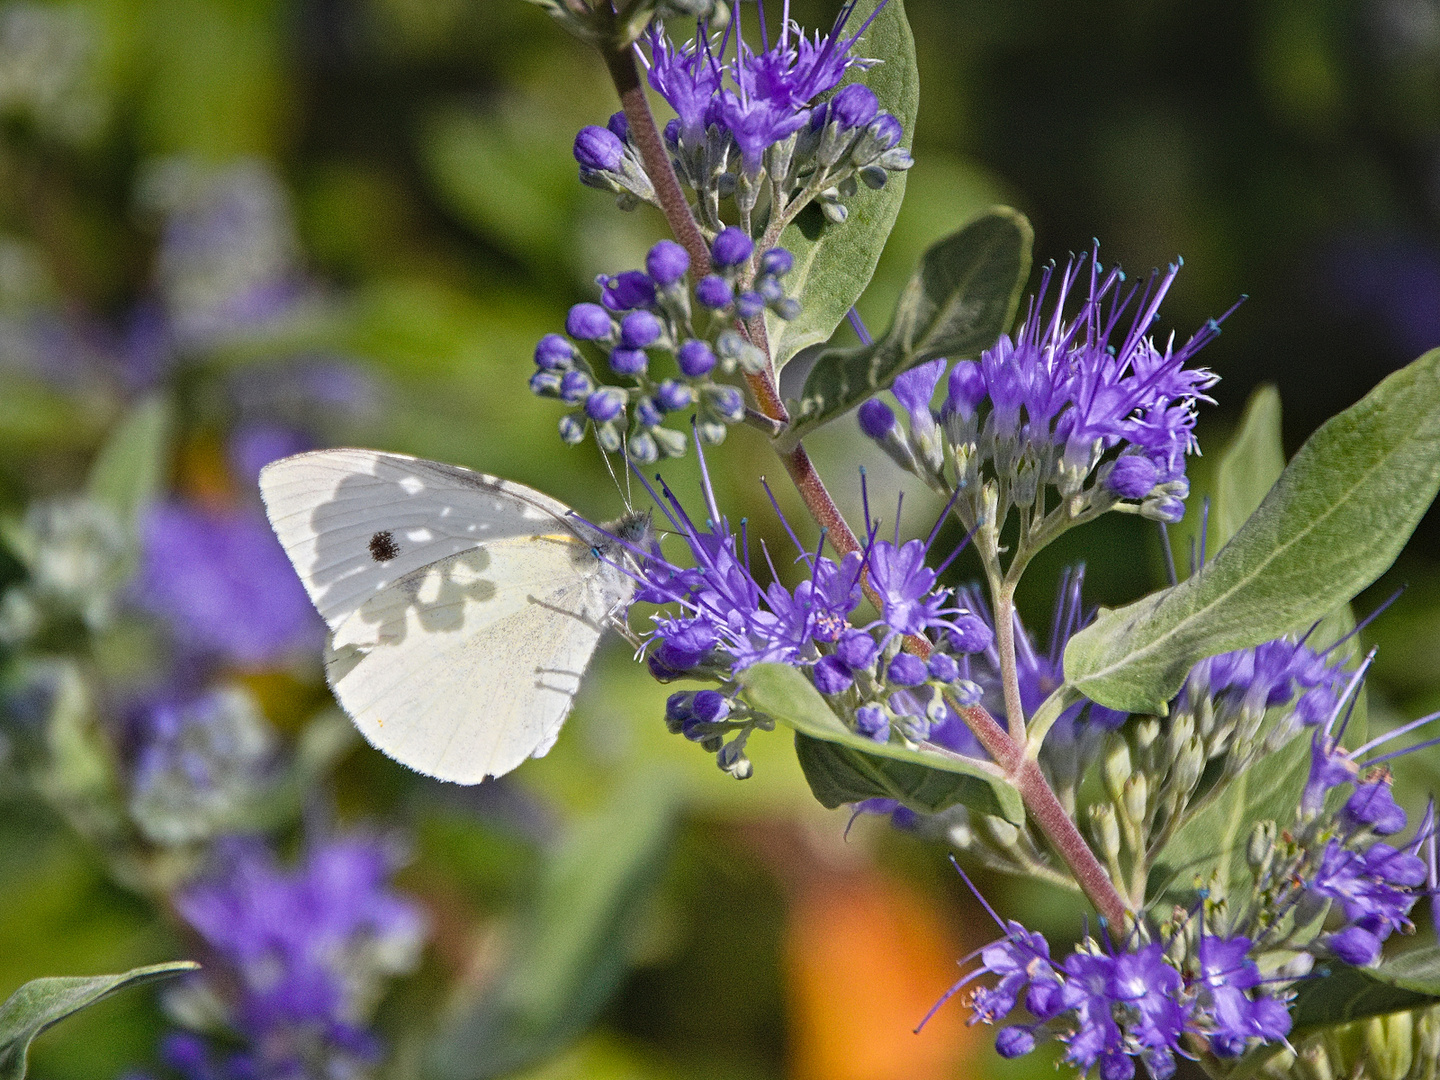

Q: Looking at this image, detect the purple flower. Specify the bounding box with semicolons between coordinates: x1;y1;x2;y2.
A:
137;500;322;667
830;83;878;129
641;24;725;147
641;2;885;172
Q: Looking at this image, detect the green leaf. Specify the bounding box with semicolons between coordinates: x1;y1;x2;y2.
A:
423;768;679;1080
85;396;172;533
778;207;1032;449
1212;384;1286;550
0;962;197;1080
737;663;1023;823
1064;347;1440;715
764;0;919;370
1290;949;1440;1033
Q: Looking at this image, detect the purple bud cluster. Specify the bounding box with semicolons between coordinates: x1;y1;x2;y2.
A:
529;234;800;463
634;4;912;234
858;248;1226;529
620;451;994;776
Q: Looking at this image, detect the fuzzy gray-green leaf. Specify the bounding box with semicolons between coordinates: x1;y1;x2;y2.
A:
764;0;917;370
1064;347;1440;715
778;207;1031;448
0;962;198;1080
1213;384;1286;549
738;663;1023;822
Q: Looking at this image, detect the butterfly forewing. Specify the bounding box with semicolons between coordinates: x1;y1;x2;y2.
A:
259;448;577;629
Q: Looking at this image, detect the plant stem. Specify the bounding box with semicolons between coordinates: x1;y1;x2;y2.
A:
600;36;711;278
595;6;1129;929
951;700;1130;925
990;576;1028;744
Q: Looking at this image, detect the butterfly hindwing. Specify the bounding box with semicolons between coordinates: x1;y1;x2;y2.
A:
325;536;614;782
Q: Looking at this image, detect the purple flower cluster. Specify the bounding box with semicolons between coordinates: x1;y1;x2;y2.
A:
136;499;322;668
624;450;993;774
600;2;911;230
164;835;426;1080
1181;632;1352;736
860;249;1228;525
1280;690;1439;966
529;233;799;461
934;875;1291;1078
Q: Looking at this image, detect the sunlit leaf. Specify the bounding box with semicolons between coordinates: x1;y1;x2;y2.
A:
765;0;919;370
1065;347;1440;715
0;962;197;1080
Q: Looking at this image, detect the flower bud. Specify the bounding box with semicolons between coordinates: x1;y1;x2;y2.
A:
711;226;753;267
574;125;624;172
677;339;717;377
620;310;663;348
566;302;614;341
534;333;576;370
655;380;693;412
695;274;734;309
760;248;793;277
855;704;888;742
1102;733;1132;805
646;239;690;285
585;387;626;422
627;431;659;465
610;347;648;376
1089;803;1121;863
558;413;586;445
887;653;928;687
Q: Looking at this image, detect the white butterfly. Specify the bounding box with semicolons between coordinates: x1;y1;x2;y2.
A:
259;448;652;783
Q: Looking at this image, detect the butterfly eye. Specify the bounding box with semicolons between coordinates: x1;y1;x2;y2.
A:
368;530;399;562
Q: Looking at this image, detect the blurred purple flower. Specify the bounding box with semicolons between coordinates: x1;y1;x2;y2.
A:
136;500;321;667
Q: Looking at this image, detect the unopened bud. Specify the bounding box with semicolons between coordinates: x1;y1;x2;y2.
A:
1089;804;1121;863
1364;1011;1415;1080
1247;819;1277;875
1103;734;1132;805
981;815;1020;851
1122;774;1148;832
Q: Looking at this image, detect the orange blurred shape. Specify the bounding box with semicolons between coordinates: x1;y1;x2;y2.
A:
785;867;984;1080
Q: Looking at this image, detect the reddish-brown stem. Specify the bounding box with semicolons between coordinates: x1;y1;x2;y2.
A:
592;3;1126;929
954;702;1129;924
600;38;712;279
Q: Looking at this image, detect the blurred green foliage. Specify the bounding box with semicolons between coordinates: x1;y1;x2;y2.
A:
0;0;1436;1077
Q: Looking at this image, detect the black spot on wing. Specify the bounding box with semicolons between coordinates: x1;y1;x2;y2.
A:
369;530;399;562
